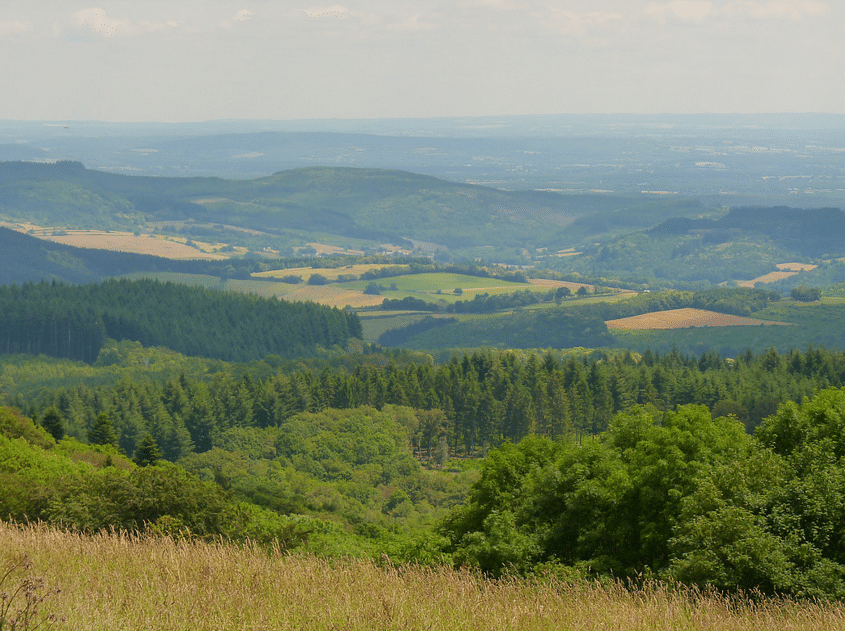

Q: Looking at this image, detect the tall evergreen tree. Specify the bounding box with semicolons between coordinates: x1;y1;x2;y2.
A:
88;412;118;447
133;433;162;467
41;407;64;442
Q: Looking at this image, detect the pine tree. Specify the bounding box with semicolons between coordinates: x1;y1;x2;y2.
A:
88;412;118;447
41;407;64;442
133;433;162;467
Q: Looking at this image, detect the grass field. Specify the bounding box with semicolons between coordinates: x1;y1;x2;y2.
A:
3;523;844;631
606;308;792;330
339;273;529;293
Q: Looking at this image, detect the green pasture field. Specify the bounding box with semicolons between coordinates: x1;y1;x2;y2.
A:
359;313;431;343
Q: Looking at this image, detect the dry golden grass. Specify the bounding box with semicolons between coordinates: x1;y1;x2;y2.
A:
736;262;818;287
529;279;598;292
281;284;384;308
736;272;797;288
3;522;844;631
43;231;226;260
606;308;792;330
254;264;410;281
777;262;818;272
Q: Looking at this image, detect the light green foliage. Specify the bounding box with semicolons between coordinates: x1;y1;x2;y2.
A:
179;406;477;555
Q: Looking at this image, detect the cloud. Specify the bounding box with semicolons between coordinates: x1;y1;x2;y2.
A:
385;14;436;33
646;1;713;21
540;9;623;36
731;0;828;19
304;5;348;19
220;9;253;28
72;7;129;38
69;7;178;39
0;20;30;36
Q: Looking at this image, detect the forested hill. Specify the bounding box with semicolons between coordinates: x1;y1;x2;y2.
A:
0;161;689;251
0;279;361;363
0;227;206;285
649;206;845;258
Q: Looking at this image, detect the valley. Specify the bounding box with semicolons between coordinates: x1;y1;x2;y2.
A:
4;117;845;618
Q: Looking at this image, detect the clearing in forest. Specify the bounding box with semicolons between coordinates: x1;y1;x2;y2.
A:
606;308;792;330
736;262;819;287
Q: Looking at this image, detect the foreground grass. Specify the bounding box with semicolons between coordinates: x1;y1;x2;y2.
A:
3;523;845;630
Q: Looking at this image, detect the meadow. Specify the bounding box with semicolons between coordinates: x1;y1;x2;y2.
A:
3;522;844;631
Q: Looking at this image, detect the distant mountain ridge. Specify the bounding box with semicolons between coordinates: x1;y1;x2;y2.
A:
0;161;697;252
649;206;845;258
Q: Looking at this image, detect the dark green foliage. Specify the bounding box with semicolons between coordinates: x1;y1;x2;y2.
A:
88;413;118;447
40;408;64;442
439;389;845;598
363;282;382;295
308;273;329;285
395;309;612;351
791;285;821;302
133;433;161;467
380;296;438;311
18;344;845;462
0;278;361;363
377;317;457;347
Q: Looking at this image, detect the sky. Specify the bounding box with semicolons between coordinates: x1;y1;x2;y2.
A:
0;0;842;122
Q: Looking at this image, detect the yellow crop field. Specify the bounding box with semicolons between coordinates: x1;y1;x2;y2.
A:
254;264;410;281
3;523;841;631
737;262;818;287
280;284;384;308
529;278;595;292
606;308;792;330
777;262;817;272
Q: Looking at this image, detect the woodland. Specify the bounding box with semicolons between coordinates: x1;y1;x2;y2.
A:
3;153;845;620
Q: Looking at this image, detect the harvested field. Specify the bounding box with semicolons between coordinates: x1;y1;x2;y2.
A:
606;308;792;330
777;262;817;272
281;285;384;308
254;264;410;281
737;262;818;287
43;231;225;260
737;271;798;287
0;221;229;260
529;278;595;292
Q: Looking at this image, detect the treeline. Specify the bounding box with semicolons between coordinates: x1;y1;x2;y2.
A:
573;286;781;320
19;345;845;462
445;288;574;314
0;279;361;363
0;406;320;547
441;388;845;598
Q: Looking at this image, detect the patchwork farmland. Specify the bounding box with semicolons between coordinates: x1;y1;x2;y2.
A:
606;308;792;330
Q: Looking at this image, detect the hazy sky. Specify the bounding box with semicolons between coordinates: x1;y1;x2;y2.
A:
1;0;842;121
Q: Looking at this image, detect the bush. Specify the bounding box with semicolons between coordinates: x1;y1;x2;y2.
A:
308;274;329;286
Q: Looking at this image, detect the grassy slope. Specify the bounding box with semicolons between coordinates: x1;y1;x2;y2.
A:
611;301;845;356
3;523;841;631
